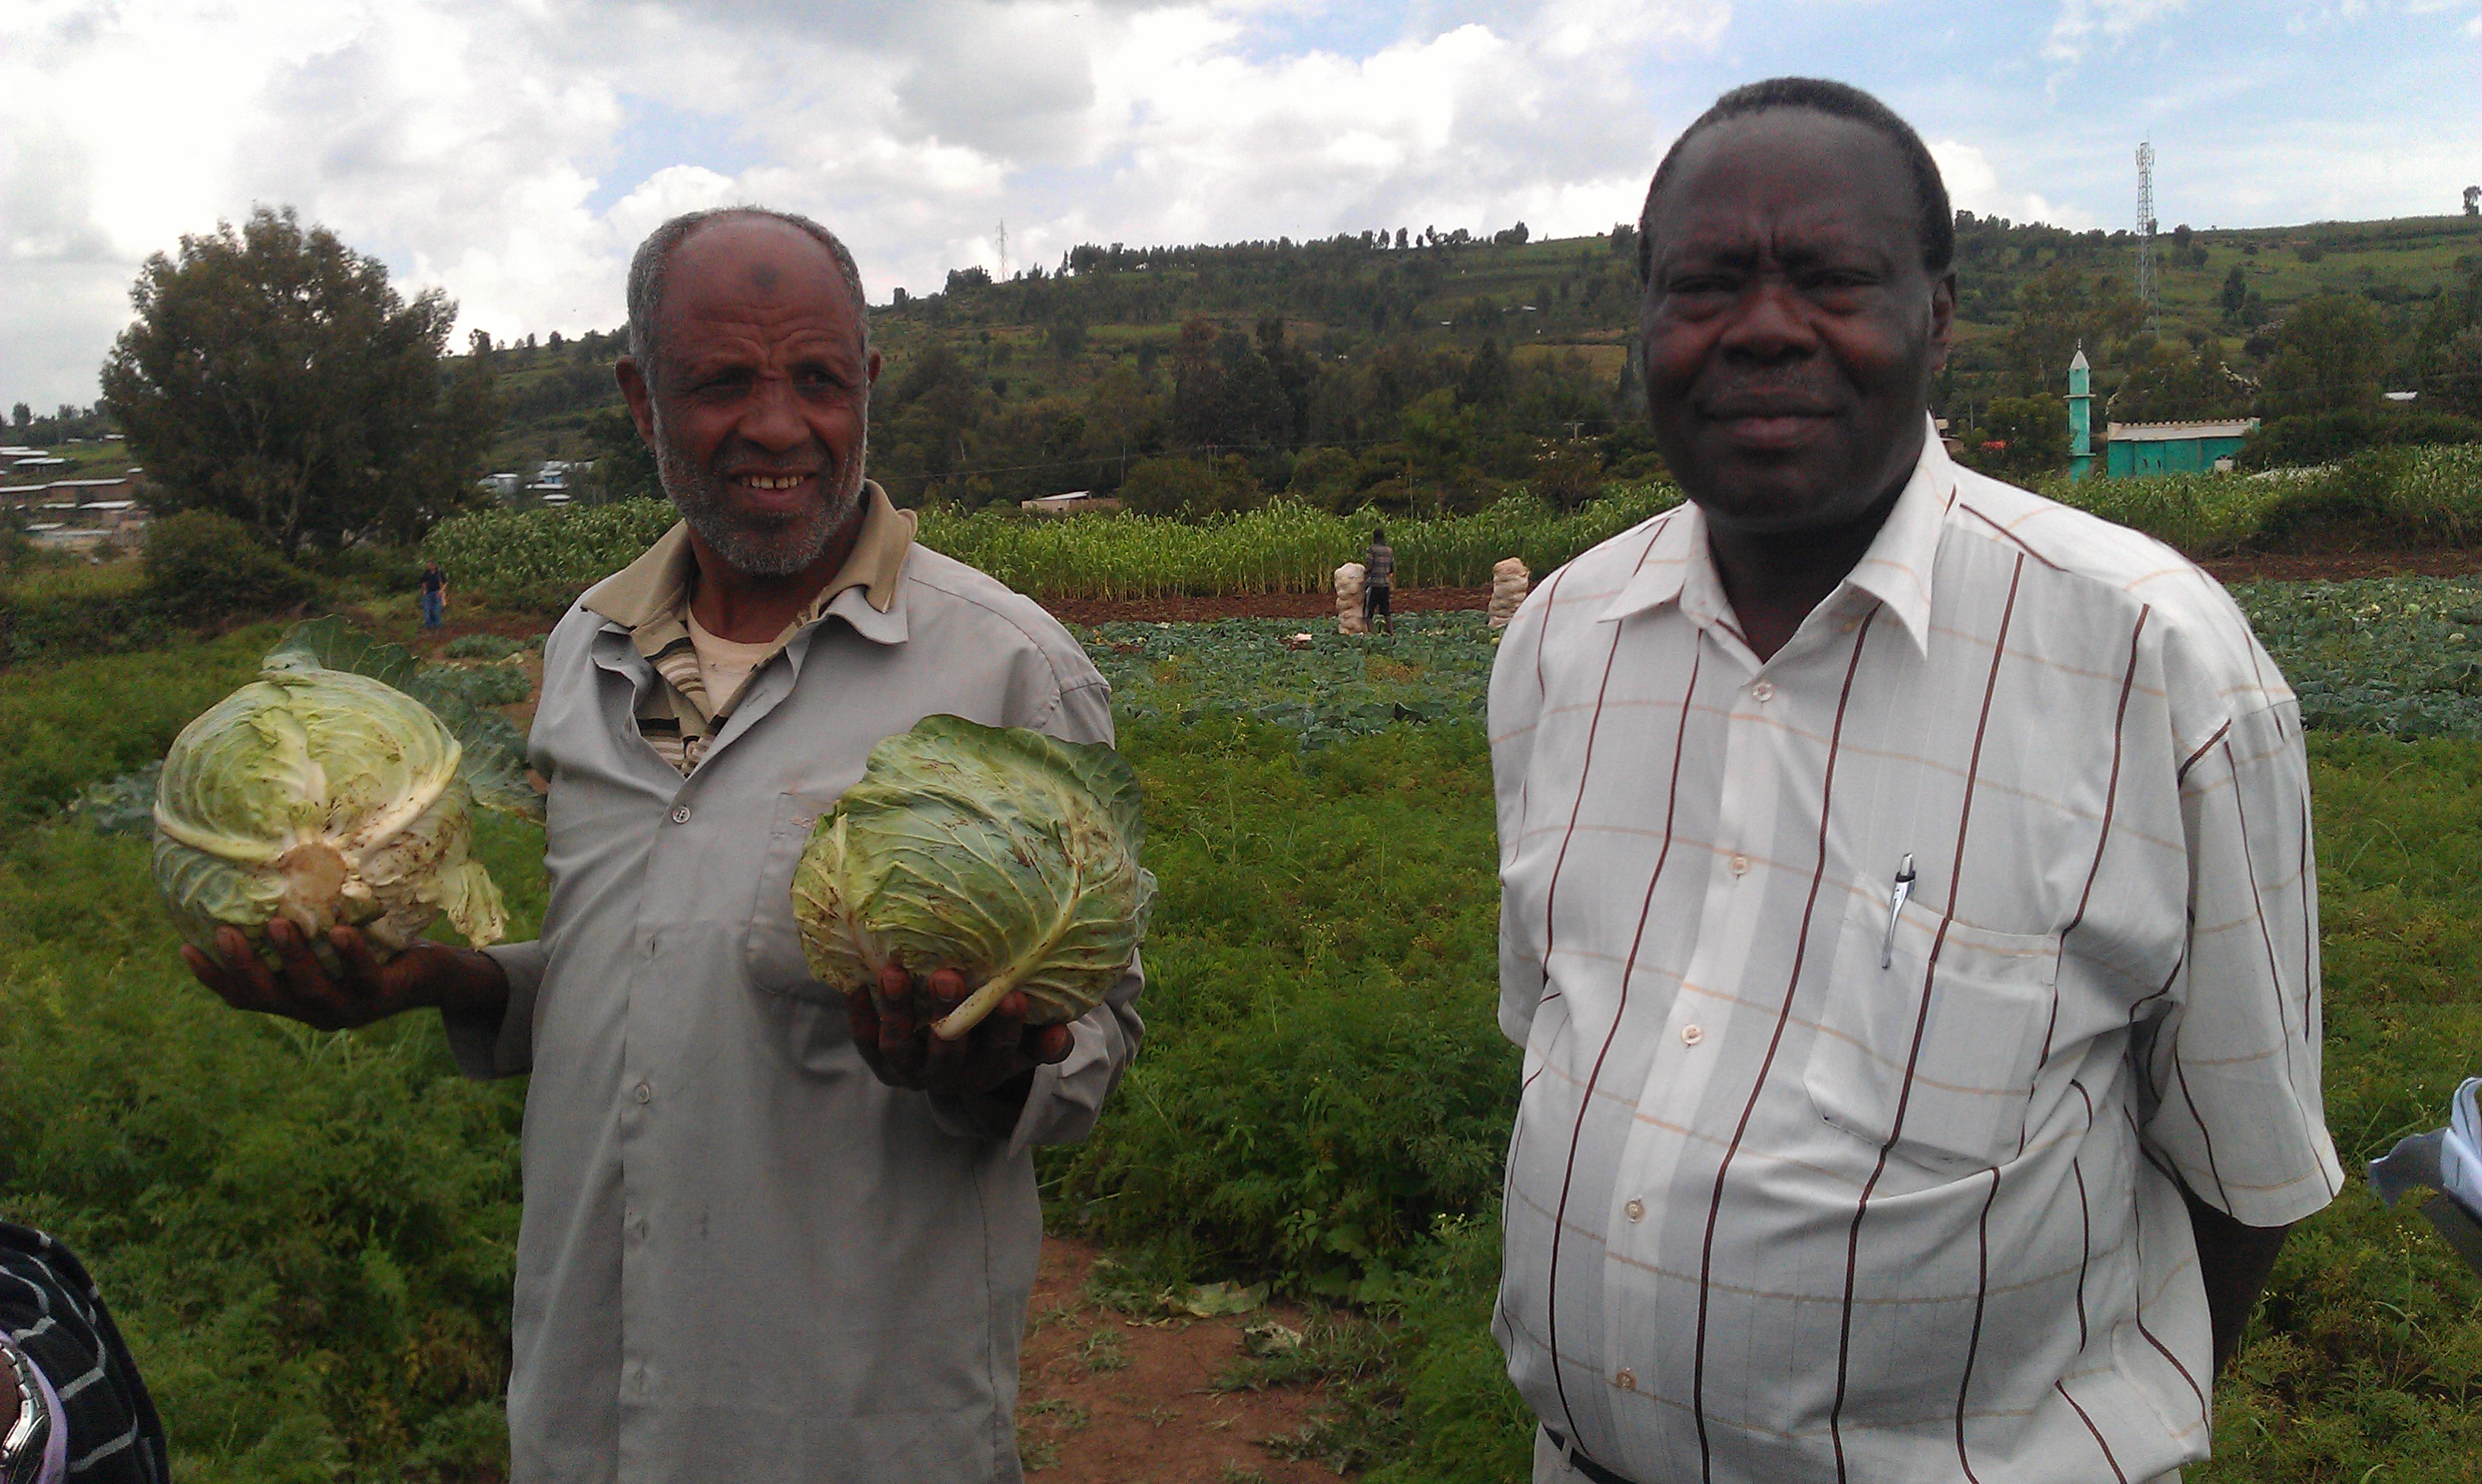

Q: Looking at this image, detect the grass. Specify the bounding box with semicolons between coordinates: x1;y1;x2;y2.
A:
0;626;278;823
2;588;2478;1479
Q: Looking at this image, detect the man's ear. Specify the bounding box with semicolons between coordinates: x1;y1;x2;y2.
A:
615;357;659;444
1926;270;1958;370
866;347;882;388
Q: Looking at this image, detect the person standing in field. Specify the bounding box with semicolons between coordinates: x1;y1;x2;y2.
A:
1489;78;2336;1484
181;207;1142;1483
418;559;448;629
1363;525;1395;634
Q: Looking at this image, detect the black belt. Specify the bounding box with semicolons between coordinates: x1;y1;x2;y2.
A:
1544;1429;1639;1484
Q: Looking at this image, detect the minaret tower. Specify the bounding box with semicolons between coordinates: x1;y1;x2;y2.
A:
2068;344;2095;480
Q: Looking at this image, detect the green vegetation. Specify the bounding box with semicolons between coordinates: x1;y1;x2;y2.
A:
424;485;1681;607
2043;444;2482;557
4;579;2480;1480
436;212;2482;521
142;509;317;623
101;206;499;555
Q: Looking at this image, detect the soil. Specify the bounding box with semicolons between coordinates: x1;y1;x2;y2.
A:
2198;549;2482;583
1015;1237;1342;1483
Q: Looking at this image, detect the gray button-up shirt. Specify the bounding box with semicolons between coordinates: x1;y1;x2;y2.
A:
445;493;1143;1483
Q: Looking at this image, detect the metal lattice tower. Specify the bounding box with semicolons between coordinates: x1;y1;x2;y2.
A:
2134;141;2160;336
995;220;1009;283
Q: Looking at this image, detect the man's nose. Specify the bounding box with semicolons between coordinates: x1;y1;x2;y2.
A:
738;374;809;452
1716;277;1817;362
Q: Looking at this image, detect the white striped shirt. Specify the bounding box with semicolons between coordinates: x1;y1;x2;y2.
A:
1489;424;2341;1484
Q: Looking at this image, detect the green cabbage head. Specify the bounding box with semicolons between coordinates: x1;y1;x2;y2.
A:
791;715;1154;1040
153;623;532;964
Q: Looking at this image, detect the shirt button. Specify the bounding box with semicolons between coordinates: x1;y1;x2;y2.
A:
1624;1198;1646;1222
671;804;692;824
1616;1368;1637;1391
1751;680;1775;702
1730;854;1749;877
1681;1024;1704;1046
633;1082;652;1104
1839;617;1860;634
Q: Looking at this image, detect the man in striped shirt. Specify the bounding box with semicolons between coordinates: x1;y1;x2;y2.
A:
1490;79;2338;1484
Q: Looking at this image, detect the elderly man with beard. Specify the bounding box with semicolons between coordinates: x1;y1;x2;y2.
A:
182;208;1143;1483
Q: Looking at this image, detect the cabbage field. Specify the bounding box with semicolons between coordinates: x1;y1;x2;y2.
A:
2;582;2479;1481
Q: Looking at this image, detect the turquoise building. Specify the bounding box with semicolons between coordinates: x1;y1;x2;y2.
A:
2066;347;2259;478
2067;348;2094;479
2103;417;2258;476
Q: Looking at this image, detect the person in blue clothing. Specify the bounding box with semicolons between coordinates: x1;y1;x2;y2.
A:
418;560;448;629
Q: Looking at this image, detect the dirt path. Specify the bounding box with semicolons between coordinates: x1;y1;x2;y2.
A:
1017;1238;1343;1483
1042;587;1487;627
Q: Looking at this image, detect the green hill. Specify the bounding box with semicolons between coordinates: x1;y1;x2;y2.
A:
469;212;2482;512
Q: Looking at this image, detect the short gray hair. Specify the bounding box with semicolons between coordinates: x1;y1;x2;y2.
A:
625;206;870;371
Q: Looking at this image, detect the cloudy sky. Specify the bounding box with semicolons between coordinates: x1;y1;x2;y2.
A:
4;0;2476;410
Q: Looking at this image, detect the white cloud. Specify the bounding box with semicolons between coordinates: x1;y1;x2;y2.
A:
2043;0;2189;62
1929;139;2096;230
0;0;2469;409
1;0;1738;406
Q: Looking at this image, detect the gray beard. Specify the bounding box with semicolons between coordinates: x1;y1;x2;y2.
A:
654;413;867;579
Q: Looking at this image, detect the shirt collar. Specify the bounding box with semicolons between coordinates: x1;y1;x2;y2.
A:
1598;414;1951;657
581;480;916;651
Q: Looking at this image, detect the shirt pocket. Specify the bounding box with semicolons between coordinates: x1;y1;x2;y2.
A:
745;791;841;1003
1802;887;2060;1168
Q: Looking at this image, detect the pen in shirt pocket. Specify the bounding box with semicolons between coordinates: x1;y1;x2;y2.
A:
1881;853;1916;969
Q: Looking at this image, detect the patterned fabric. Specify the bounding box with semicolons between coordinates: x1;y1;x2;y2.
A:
1366;541;1395;588
587;484;918;775
0;1224;167;1484
1488;422;2340;1484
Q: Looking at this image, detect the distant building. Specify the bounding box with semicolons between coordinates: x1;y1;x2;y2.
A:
2067;348;2094;479
479;472;522;499
1018;491;1124;515
46;476;138;503
24;499;145;552
2103;418;2258;477
2066;348;2259;478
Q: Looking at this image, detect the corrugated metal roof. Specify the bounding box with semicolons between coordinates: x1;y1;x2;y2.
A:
2105;418;2258;442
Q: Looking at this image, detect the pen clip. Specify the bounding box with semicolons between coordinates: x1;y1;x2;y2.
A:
1881;853;1916;969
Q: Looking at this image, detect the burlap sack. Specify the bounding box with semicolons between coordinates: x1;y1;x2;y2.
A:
1488;556;1531;628
1335;562;1370;635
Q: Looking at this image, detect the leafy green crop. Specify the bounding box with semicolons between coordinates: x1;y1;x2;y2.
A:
792;716;1155;1037
1081;614;1498;749
150;621;540;966
2235;576;2482;739
424;488;1681;607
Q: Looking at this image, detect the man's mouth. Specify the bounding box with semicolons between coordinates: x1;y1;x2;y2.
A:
733;472;813;491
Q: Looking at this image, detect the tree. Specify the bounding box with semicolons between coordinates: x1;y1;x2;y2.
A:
1964;395;2068;478
1998;263;2144;394
8;403;26;430
2110;345;2253;423
2257;293;2385;418
100;207;497;553
2422;326;2482;417
2219;265;2249;320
